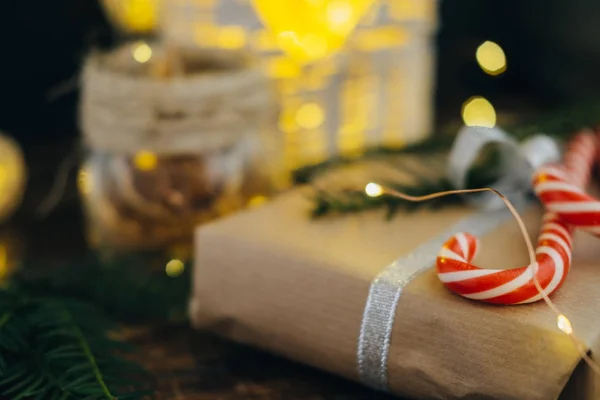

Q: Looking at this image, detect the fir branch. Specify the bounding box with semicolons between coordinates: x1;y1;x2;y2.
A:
0;252;190;399
311;178;461;219
305;99;600;217
310;147;502;218
0;289;151;400
53;301;114;399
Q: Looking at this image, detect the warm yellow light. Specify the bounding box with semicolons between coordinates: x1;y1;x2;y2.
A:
557;314;573;335
101;0;157;34
0;164;8;191
296;103;325;129
266;57;301;79
327;1;354;33
476;41;506;76
134;150;158;171
277;31;301;47
302;34;329;60
0;134;25;222
132;42;152;64
354;27;409;51
252;0;375;63
295;103;325;129
461;96;496;128
218;26;247;49
77;168;92;195
279;100;302;133
166;259;185;277
0;245;8;280
365;182;383;197
248;195;268;208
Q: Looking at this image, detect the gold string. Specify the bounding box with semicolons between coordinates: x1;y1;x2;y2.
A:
367;183;600;376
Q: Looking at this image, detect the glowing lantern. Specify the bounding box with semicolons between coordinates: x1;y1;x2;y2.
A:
160;0;439;170
251;0;375;64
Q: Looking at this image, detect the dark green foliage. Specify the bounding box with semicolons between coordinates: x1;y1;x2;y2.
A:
0;252;191;399
14;253;191;324
0;290;151;399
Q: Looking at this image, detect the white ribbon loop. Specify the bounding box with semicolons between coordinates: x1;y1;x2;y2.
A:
448;126;561;210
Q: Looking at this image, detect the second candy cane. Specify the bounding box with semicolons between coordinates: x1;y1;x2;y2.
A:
435;131;596;305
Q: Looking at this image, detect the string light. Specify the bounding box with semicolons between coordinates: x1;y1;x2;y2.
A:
365;182;383;197
476;41;507;76
557;314;573;335
296;103;325;129
133;150;158;171
165;259;185;277
461;96;496;128
364;182;600;376
132;41;152;64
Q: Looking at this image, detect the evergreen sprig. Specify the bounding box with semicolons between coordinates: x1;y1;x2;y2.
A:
0;252;191;399
0;289;151;400
304;99;600;217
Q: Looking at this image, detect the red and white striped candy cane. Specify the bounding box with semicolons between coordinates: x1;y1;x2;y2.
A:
534;131;600;235
435;132;595;305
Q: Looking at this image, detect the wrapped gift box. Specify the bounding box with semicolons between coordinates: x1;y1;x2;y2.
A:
190;186;600;400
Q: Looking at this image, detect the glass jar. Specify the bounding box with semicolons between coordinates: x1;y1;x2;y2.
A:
160;0;438;170
79;43;283;252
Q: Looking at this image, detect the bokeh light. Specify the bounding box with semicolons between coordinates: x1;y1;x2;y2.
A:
476;41;506;76
296;103;325;129
461;96;496;128
365;182;383;197
166;259;185;277
248;195;268;208
134;150;158;171
132;41;153;64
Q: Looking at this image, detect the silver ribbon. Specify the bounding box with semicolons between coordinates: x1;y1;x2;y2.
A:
356;126;561;391
448;126;561;210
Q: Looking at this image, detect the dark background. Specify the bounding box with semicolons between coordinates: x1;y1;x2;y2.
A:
1;0;599;148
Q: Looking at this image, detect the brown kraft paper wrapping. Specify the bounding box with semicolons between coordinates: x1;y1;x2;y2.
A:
190;189;600;400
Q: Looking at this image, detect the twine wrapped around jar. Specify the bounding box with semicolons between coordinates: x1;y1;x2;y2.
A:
81;44;277;155
79;43;281;252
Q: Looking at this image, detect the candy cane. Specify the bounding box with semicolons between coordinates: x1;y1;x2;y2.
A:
534;131;600;235
435;132;595;305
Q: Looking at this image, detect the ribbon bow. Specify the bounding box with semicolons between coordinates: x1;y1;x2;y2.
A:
448;126;561;209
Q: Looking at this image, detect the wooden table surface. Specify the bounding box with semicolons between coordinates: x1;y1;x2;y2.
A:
13;140;401;400
128;325;398;400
